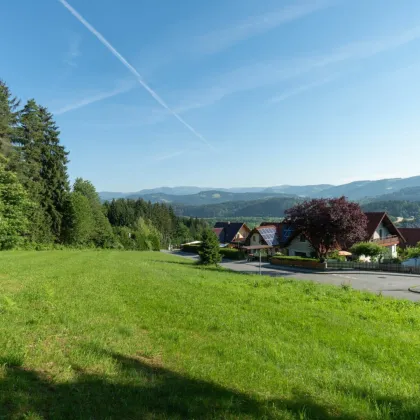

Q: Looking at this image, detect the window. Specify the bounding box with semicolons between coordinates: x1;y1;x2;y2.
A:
295;251;307;257
379;229;383;238
299;234;306;242
253;235;257;243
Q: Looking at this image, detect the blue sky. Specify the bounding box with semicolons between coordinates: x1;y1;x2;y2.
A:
2;0;420;191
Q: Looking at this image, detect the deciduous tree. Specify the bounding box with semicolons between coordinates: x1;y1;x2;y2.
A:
0;158;32;249
284;197;367;260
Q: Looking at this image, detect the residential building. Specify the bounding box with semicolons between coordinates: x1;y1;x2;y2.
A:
213;222;251;246
244;225;282;255
397;228;420;249
364;212;405;258
263;212;405;259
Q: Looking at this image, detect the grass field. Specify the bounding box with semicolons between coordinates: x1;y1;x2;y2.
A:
1;251;420;419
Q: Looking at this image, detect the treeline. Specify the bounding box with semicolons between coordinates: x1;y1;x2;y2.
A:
173;197;302;218
361;201;420;221
0;79;206;250
103;199;207;249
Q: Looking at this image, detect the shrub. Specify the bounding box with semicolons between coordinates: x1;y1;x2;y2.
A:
272;255;319;263
220;248;246;260
328;250;346;261
199;229;221;266
350;242;386;261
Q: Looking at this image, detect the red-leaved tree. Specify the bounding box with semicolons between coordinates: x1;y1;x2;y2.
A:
284;197;368;260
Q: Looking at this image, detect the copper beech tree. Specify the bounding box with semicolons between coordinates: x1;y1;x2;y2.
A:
284;197;368;260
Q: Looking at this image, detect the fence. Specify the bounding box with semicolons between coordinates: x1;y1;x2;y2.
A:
327;261;420;274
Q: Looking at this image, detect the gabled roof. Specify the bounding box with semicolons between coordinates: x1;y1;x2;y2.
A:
253;225;280;246
213;222;249;243
212;227;225;242
364;212;405;242
398;228;420;248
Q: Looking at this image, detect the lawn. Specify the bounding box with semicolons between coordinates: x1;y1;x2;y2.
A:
1;251;420;419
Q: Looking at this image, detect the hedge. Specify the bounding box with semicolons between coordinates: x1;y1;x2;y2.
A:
272;255;319;263
181;244;246;260
220;248;245;260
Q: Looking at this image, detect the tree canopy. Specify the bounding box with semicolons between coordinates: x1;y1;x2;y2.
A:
0;79;207;251
284;197;368;259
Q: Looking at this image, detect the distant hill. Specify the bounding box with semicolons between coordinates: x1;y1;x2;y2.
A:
99;185;331;200
129;190;298;206
100;176;420;202
369;186;420;202
263;185;332;196
174;197;302;218
313;176;420;200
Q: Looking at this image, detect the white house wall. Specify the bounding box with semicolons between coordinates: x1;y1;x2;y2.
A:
251;233;262;245
288;237;314;257
372;223;390;240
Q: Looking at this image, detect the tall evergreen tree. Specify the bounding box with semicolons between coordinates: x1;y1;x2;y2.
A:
12;100;53;243
38;106;70;237
0;80;20;157
11;101;70;242
199;229;221;266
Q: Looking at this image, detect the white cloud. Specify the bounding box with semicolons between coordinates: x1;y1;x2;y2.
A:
193;0;333;55
166;24;420;115
154;150;187;162
53;81;137;115
270;75;338;103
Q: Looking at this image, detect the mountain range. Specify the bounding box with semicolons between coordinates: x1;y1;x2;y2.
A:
100;176;420;204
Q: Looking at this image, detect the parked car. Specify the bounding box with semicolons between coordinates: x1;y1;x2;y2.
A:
402;258;420;267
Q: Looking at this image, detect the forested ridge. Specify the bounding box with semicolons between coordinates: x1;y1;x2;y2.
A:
0;79;206;250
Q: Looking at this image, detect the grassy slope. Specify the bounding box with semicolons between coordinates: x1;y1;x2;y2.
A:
1;251;420;420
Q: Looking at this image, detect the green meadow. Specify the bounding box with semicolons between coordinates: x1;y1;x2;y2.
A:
1;251;419;419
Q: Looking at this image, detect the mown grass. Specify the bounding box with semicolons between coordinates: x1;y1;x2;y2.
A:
1;251;420;419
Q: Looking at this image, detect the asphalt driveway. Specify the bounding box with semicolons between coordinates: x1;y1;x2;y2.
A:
164;251;420;302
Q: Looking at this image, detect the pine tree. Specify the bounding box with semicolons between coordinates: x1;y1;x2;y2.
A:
199;229;221;266
0;80;20;157
12;99;53;243
38;106;70;238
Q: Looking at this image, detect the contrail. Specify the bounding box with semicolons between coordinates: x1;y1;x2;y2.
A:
58;0;213;149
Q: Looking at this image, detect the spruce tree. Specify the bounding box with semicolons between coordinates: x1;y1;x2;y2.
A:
12;100;53;243
0;80;20;157
38;106;70;238
199;229;221;266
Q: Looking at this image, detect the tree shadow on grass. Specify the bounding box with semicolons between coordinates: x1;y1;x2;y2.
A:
0;350;385;420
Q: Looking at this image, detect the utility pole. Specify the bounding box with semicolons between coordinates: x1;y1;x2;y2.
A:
259;251;262;275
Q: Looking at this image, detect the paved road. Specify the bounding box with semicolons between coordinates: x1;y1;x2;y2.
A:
164;251;420;302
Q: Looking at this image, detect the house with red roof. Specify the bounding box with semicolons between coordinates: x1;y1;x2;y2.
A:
397;228;420;249
364;212;405;258
265;212;406;259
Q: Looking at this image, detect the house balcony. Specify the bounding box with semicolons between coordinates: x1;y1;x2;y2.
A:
372;235;400;247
